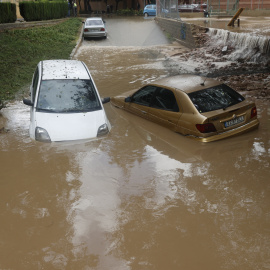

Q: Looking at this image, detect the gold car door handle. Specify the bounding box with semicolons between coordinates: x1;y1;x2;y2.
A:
140;110;147;114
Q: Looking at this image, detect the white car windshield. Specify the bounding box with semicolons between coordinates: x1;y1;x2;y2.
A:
36;79;102;113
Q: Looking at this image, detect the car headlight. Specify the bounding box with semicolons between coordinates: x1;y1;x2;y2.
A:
35;127;51;142
97;123;109;137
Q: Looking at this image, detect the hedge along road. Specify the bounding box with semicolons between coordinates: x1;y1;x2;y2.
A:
0;16;269;270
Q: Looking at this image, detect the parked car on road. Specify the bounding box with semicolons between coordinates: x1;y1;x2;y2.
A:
178;4;200;12
83;17;107;39
143;4;157;16
143;4;169;17
111;75;259;142
23;60;111;142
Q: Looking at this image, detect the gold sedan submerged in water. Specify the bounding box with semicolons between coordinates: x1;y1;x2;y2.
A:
111;75;259;142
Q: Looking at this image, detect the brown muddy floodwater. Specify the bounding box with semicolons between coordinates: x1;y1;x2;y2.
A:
1;17;270;270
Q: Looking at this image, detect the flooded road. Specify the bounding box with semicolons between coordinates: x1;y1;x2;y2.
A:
1;17;270;270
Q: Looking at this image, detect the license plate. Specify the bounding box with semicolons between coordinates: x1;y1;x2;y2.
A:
90;29;99;32
224;115;244;128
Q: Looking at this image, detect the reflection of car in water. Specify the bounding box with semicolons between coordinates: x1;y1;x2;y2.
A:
23;60;111;142
111;74;259;142
82;17;107;39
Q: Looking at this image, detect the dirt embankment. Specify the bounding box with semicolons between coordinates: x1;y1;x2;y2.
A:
169;25;270;100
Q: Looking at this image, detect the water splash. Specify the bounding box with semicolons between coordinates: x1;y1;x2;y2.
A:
208;28;270;62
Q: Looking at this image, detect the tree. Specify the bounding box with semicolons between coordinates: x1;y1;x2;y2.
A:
114;0;122;10
84;0;92;12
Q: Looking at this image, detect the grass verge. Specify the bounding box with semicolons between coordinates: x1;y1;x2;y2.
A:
0;17;82;102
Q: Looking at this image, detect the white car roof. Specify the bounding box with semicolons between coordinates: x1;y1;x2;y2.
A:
41;60;90;80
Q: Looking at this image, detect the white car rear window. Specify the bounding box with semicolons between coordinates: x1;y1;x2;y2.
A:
86;20;103;26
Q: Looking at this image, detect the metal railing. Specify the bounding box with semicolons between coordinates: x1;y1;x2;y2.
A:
156;0;270;18
156;0;181;20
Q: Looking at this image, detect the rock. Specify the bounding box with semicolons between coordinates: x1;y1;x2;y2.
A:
222;46;228;54
0;127;9;133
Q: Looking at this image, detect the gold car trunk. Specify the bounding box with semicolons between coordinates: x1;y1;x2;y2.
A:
204;101;256;133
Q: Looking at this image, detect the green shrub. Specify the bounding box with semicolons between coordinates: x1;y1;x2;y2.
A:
0;3;16;23
19;1;68;21
116;8;135;15
0;18;82;101
136;9;143;16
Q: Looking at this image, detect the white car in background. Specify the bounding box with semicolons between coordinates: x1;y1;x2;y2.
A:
23;60;111;142
82;17;107;39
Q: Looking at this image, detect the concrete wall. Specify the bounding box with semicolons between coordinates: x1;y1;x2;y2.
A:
155;17;208;49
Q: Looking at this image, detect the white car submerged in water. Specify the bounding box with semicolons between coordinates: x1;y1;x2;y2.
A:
23;60;111;142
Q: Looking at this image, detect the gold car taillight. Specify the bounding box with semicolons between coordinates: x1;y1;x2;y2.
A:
251;107;257;118
196;123;217;133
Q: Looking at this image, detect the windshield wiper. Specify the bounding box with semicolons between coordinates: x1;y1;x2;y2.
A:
36;108;56;113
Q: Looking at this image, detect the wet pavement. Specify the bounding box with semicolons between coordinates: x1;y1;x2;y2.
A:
0;16;270;270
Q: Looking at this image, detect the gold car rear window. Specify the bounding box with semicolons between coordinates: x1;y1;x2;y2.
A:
188;84;245;113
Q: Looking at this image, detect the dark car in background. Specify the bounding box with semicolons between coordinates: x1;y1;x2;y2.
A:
178;3;207;12
178;4;200;12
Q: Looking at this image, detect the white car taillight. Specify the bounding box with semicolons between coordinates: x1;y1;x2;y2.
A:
35;127;51;142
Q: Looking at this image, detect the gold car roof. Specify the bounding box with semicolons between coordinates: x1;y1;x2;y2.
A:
151;74;222;94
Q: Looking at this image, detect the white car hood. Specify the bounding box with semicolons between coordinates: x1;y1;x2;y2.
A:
35;110;108;141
